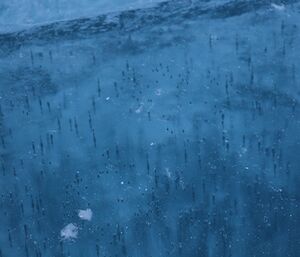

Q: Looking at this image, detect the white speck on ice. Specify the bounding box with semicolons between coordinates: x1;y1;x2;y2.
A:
165;168;171;178
78;208;93;221
60;223;78;241
271;3;285;11
155;89;162;96
135;103;144;113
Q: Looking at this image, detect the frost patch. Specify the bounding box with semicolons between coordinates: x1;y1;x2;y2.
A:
60;223;78;241
78;208;93;221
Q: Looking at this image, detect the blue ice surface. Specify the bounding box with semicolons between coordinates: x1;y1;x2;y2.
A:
0;0;164;33
0;0;300;256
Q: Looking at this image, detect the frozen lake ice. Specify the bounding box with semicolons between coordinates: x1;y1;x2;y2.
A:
0;0;300;256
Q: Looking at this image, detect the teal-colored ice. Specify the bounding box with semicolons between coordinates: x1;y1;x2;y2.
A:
0;1;300;256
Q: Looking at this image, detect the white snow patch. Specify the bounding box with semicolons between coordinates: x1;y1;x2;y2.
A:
78;208;93;221
60;223;78;241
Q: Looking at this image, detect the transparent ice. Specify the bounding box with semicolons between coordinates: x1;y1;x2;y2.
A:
0;0;300;256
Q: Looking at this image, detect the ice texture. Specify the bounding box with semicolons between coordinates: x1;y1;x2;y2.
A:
0;0;164;32
0;0;300;257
